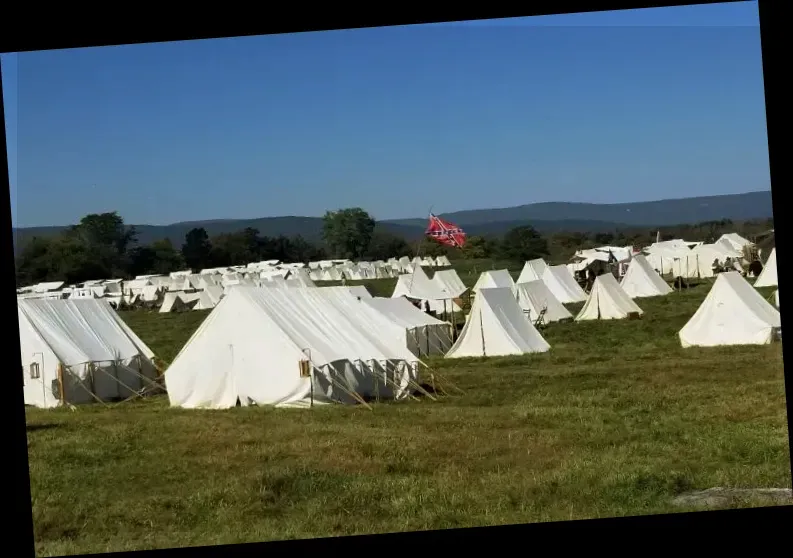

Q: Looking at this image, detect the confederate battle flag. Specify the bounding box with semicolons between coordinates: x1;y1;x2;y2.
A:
425;213;467;248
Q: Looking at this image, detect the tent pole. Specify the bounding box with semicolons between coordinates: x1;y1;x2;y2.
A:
451;301;456;342
303;349;314;409
479;310;486;357
57;363;66;407
372;359;380;403
89;362;96;399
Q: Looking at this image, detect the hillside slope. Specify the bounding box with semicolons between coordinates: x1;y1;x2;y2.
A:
13;190;773;249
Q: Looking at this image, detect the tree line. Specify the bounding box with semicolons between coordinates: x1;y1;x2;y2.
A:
14;207;774;287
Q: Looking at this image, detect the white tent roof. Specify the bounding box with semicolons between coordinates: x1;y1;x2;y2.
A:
516;259;548;284
541;265;587;304
165;286;419;409
288;268;316;288
192;291;217;310
679;271;781;347
514;280;573;323
345;285;372;299
204;285;225;304
445;287;550;358
714;238;743;258
754;247;777;288
18;298;155;370
432;269;467;298
124;279;152;291
718;233;753;251
644;248;689;276
310;287;416;354
647;239;690;252
598;246;633;263
472;269;515;294
321;268;343;281
363;296;449;329
575;273;644;321
620;254;673;298
392;266;452;301
33;281;65;293
364;297;454;357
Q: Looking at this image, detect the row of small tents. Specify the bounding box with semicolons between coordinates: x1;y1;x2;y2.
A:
19;255;780;412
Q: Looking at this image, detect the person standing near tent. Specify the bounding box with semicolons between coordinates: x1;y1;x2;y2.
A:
586;268;596;292
712;258;720;276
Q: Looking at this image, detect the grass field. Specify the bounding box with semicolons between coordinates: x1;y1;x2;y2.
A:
24;270;790;556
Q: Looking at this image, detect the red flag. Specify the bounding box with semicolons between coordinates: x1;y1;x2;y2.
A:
426;213;467;248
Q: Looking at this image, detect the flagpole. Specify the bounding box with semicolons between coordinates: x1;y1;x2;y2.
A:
408;206;433;293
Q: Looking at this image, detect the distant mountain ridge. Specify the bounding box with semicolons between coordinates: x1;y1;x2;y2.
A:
13;190;774;250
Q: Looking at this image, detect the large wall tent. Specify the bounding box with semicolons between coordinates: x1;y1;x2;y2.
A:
18;299;160;408
164;286;420;409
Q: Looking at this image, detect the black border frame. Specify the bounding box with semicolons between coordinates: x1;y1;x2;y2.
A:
3;0;789;555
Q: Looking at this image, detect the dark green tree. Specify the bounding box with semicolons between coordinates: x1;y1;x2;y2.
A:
499;225;549;262
322;207;376;259
460;235;489;259
67;212;137;277
181;227;213;270
127;238;185;276
365;229;412;260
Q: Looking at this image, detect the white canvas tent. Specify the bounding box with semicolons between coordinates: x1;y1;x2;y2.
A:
204;285;225;305
775;289;779;308
164;286;419;409
542;265;588;304
516;259;548;284
575;273;644;321
192;291;217;310
392;265;449;300
159;292;190;313
346;285;373;299
18;298;160;408
432;269;467;298
363;296;454;357
620;254;673;298
472;269;515;294
392;265;457;314
754;247;777;288
718;233;753;253
514;280;573;324
679;272;781;347
446;287;551;358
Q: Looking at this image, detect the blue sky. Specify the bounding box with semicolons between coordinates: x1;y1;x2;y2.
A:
2;1;768;227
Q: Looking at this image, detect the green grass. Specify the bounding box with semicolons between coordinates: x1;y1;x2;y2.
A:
25;275;789;556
